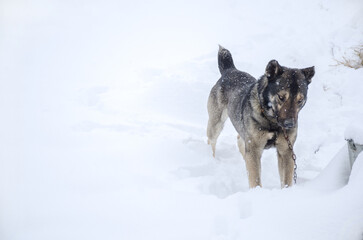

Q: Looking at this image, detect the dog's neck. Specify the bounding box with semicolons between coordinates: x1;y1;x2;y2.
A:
256;77;280;128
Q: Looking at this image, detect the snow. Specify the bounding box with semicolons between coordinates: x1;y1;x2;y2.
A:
345;121;363;144
1;0;363;239
349;154;363;188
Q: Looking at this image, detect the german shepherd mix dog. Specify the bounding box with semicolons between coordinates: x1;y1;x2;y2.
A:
207;46;315;188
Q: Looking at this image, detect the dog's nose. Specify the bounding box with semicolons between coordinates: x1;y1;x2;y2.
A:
283;118;295;129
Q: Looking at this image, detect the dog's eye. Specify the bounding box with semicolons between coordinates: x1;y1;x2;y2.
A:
297;99;304;104
278;95;285;102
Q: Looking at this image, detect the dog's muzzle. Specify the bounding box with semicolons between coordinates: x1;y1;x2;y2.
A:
283;118;295;129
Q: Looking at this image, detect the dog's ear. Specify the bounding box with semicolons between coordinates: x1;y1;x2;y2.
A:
265;60;283;80
302;66;315;84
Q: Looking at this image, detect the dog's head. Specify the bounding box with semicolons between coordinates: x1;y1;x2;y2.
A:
261;60;315;129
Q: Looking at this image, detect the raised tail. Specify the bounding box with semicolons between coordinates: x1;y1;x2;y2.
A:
218;45;235;74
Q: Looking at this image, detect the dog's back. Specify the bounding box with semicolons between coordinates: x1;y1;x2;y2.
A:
207;46;256;156
217;46;256;103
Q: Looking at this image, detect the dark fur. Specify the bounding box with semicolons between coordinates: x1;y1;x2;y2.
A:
207;46;315;188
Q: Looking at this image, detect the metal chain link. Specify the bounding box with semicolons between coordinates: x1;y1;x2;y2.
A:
282;128;297;184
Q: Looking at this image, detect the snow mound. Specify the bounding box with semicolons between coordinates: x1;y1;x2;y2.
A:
306;145;351;191
345;121;363;144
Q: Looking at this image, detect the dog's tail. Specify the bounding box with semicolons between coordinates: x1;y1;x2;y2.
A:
218;45;235;74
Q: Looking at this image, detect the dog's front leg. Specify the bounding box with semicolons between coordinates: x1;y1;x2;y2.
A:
276;131;297;188
277;148;294;188
243;141;264;188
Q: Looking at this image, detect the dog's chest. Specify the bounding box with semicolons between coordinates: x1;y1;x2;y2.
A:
264;131;277;149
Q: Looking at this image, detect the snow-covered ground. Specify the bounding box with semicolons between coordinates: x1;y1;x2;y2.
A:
1;0;363;239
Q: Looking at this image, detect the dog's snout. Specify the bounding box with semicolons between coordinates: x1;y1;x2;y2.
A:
283;118;295;129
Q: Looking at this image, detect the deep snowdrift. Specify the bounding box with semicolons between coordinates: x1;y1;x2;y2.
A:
1;0;363;239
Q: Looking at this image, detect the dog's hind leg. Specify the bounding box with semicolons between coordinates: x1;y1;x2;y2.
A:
237;135;246;156
207;92;228;157
207;108;228;157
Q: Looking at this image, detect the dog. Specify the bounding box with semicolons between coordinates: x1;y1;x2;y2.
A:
207;46;315;188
